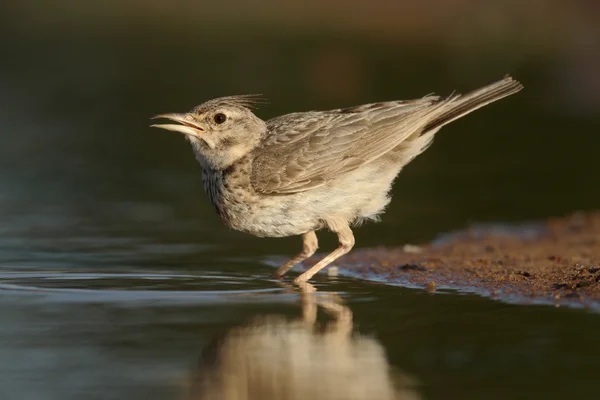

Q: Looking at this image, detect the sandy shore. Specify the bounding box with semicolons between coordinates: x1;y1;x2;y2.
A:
305;212;600;308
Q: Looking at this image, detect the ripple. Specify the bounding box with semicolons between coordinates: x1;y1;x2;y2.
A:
0;271;286;305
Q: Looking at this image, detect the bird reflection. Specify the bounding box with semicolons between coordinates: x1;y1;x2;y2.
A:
187;282;420;400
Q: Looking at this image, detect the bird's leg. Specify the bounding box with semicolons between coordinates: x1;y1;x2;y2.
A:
294;220;355;284
273;231;318;279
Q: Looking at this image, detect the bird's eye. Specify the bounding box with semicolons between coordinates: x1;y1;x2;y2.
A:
214;113;227;124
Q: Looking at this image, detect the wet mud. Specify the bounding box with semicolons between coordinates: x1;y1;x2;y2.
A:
316;212;600;308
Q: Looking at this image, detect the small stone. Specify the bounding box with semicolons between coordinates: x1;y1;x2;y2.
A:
327;266;339;277
398;264;426;272
403;244;423;254
425;281;437;292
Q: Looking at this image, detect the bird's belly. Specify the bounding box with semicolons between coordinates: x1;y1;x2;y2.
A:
216;189;319;238
205;159;403;238
202;164;319;238
222;200;320;238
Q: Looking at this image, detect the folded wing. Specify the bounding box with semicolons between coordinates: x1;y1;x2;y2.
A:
251;76;522;195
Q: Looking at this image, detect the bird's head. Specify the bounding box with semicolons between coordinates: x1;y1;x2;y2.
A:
151;95;267;170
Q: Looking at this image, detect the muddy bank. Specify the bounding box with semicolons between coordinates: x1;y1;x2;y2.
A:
314;212;600;308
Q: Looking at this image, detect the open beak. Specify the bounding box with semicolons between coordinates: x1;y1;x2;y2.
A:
150;113;205;137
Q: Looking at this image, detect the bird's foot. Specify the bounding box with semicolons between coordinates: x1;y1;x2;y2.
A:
293;275;309;285
271;272;285;280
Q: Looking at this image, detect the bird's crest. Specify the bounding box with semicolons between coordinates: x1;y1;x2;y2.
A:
193;94;268;113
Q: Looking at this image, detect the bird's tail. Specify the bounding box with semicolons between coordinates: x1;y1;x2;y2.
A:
423;76;523;132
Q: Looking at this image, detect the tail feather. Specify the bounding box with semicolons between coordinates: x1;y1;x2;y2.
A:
423;76;523;132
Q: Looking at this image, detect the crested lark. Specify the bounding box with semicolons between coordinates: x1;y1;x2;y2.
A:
152;76;523;283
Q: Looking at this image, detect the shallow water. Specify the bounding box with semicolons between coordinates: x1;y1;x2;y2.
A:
2;205;600;399
2;264;600;399
2;8;600;399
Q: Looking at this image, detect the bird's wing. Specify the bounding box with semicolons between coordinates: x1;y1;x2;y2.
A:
250;77;523;195
250;97;440;194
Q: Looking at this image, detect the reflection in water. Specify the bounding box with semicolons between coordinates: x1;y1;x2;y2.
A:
188;283;420;400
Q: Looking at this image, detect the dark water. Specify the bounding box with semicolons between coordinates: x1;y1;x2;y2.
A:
2;8;600;399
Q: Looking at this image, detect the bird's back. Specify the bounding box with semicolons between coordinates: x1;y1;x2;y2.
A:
251;77;522;196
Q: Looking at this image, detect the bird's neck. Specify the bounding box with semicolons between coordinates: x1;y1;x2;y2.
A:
193;148;247;172
192;139;258;172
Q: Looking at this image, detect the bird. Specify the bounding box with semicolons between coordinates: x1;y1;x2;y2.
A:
151;76;523;284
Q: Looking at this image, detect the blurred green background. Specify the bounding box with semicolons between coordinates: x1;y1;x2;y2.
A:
1;0;599;256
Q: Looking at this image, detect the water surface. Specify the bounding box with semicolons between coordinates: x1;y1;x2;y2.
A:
2;9;600;399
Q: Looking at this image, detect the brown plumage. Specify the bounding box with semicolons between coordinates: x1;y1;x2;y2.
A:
151;76;523;283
